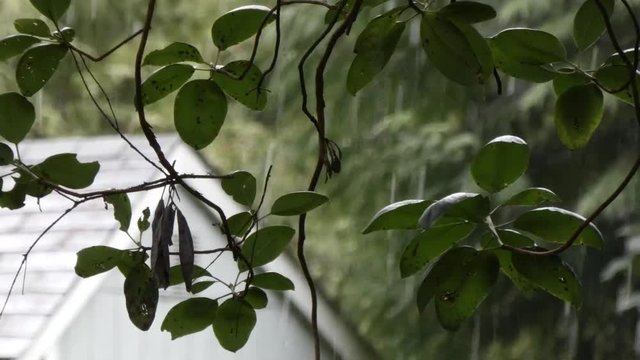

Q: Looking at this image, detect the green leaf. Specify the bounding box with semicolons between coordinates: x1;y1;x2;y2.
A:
554;83;603;149
191;281;215;294
124;263;159;331
0;143;13;165
143;42;204;66
161;298;218;340
211;5;276;51
416;247;498;330
437;1;497;23
104;193;132;231
221;171;256;207
137;207;151;232
16;44;68;97
75;246;126;278
212;61;268;111
225;212;253;236
362;199;433;234
512;252;582;308
0;186;26;210
29;0;70;21
32;153;100;189
174;79;227;150
503;187;560;206
213;298;256;352
420;13;493;85
0;35;41;61
14;19;51;38
141;64;194;105
0;92;35;143
243;287;268;309
573;0;615;50
347;8;406;95
400;223;475;278
488;39;558;83
168;265;212;287
252;272;295;291
552;69;591;95
419;192;490;230
480;229;536;249
116;251;147;277
471;135;529;193
239;226;295;271
513;207;603;248
491;28;566;65
595;65;639;105
270;191;329;216
53;27;75;42
490;248;537;293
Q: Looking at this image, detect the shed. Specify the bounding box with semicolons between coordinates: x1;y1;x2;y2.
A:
0;135;377;360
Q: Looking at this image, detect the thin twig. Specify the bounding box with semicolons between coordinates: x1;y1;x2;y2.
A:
67;29;144;62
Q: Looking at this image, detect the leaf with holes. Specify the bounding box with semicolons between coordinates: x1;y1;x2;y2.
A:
471;135;529;193
252;272;295;291
75;246;126;278
141;64;194;105
29;0;70;21
573;0;615;50
513;207;603;248
271;191;329;216
512;252;582;308
0;35;40;61
104;193;132;232
213;61;268;111
14;19;51;38
437;1;496;23
213;298;256;352
124;262;158;331
143;42;204;66
239;226;295;271
174;80;227;150
32;153;99;189
211;5;276;50
221;171;256;207
0;92;35;143
419;192;489;230
16;44;68;97
491;28;566;65
554;84;603;149
503;187;560;207
363;199;432;234
161;298;218;340
400;223;475;278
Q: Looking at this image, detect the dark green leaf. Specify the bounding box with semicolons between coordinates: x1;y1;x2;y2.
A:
471;135;529;193
137;207;151;232
177;210;195;291
29;0;71;21
490;248;537;293
362;199;433;234
491;28;566;65
552;69;591;95
0;35;41;61
347;8;405;94
0;186;26;210
191;281;215;294
221;171;256;207
225;212;253;236
437;1;497;23
212;61;268;111
32;153;99;189
211;5;276;50
243;287;268;309
488;39;557;83
239;225;295;271
554;84;603;149
161;298;218;340
174;79;227;150
513;207;603;248
213;298;256;352
124;263;159;331
270;191;329;216
252;272;295;291
0;92;35;143
512;252;582;308
480;229;536;249
573;0;615;50
141;64;194;105
16;44;67;97
104;193;132;231
503;187;560;206
421;13;493;85
400;223;475;278
116;251;147;277
143;42;204;66
419;192;489;230
54;27;74;42
595;65;639;105
0;143;13;165
168;265;212;287
14;19;51;38
75;246;125;278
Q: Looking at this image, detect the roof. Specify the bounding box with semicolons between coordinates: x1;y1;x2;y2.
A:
0;134;378;360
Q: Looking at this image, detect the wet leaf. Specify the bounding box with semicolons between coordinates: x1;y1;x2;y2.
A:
177;210;195;292
554;84;603;149
213;298;256;352
239;225;295;271
252;272;295;291
0;35;41;61
270;191;329;216
513;207;603;248
143;42;204;66
471;135;529;193
124;262;159;331
0;92;35;143
243;287;268;309
503;187;560;207
573;0;615;50
221;171;256;207
161;298;218;340
29;0;70;21
213;61;268;111
141;64;194;105
419;192;489;230
16;44;68;97
32;153;99;189
437;1;497;23
491;28;566;65
174;79;227;150
14;19;51;38
363;199;432;234
104;193;132;232
211;5;276;50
